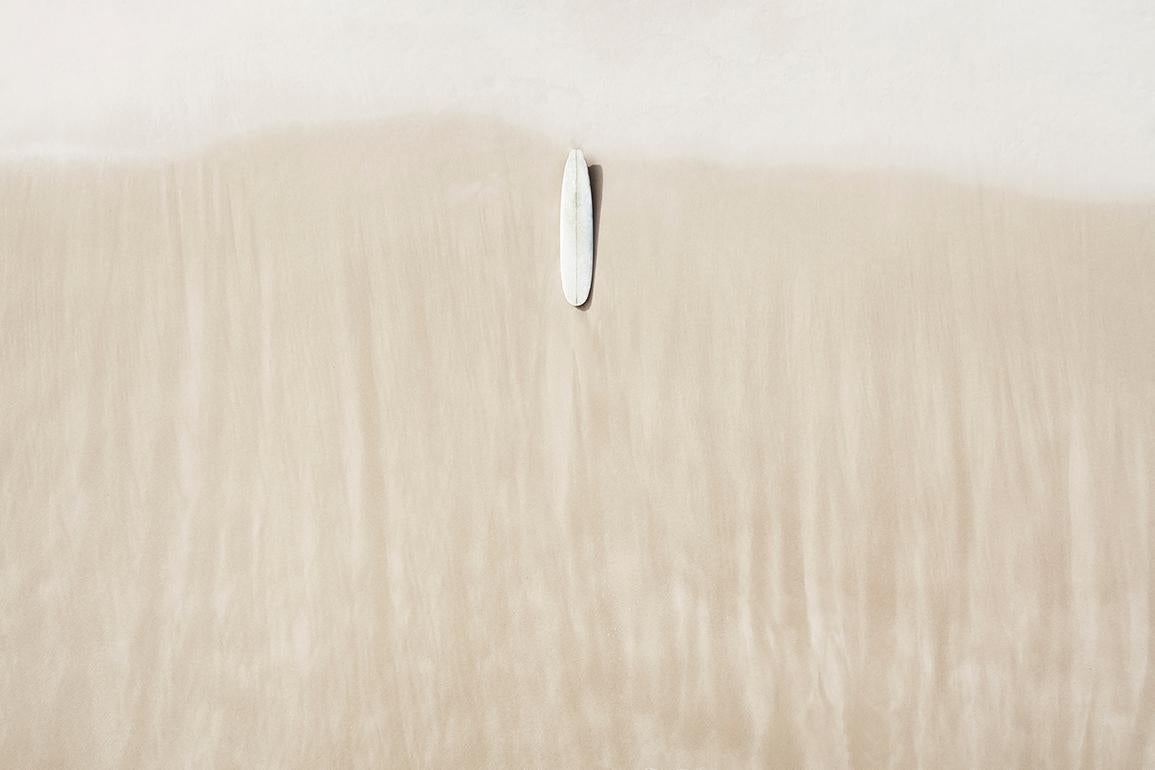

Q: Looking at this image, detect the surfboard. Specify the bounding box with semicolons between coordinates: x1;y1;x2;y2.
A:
559;149;593;306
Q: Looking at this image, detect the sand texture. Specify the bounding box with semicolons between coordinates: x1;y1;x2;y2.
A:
1;118;1153;767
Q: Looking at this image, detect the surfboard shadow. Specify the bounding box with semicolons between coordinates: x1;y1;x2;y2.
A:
578;164;603;311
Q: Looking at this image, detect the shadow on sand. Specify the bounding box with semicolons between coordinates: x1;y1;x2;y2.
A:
578;163;603;311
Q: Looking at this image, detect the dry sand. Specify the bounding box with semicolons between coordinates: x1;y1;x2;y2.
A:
1;117;1153;767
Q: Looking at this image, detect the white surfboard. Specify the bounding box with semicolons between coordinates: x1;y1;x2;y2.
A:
559;149;594;306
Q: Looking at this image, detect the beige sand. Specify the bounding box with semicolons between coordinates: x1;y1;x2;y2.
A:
1;118;1153;767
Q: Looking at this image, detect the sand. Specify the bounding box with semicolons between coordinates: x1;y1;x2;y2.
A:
1;117;1153;767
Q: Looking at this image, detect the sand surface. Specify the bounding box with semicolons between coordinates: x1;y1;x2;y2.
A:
1;118;1153;767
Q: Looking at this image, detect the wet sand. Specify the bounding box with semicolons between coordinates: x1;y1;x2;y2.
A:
1;117;1153;767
